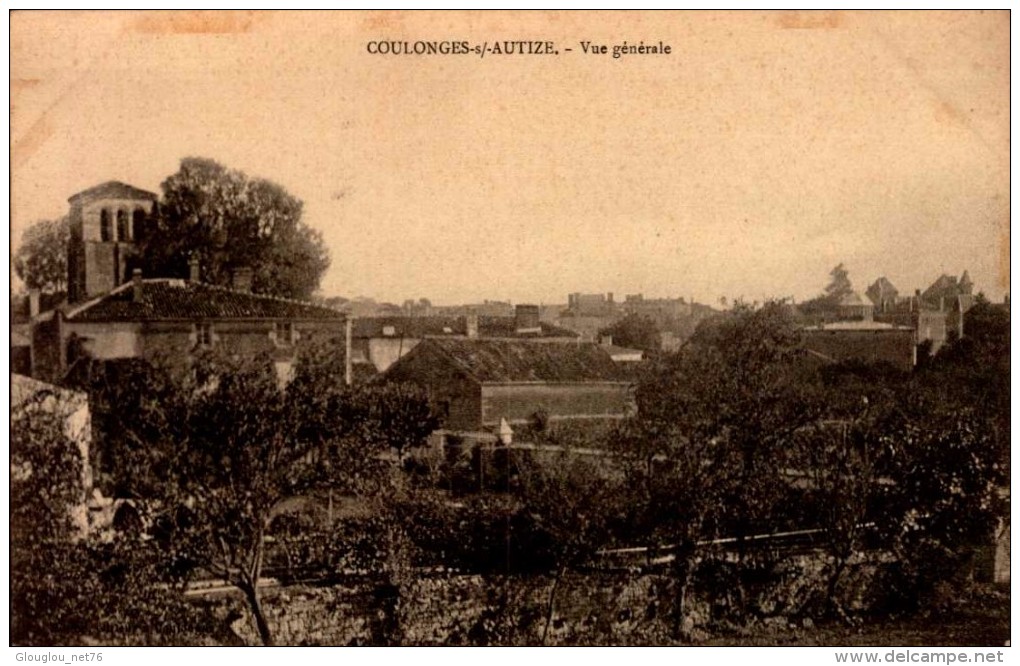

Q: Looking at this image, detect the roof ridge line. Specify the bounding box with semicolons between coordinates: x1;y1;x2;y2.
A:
195;281;346;314
64;281;135;319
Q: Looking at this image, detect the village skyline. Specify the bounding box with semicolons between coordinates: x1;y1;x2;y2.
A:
10;11;1009;307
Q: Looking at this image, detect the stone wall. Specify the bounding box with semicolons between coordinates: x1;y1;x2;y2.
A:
200;553;887;646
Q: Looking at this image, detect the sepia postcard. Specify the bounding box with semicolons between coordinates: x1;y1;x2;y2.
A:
8;9;1011;657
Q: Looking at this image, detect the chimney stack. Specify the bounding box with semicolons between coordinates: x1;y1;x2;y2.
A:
28;289;40;318
189;256;201;282
465;313;479;339
132;268;143;302
600;334;613;347
232;266;253;293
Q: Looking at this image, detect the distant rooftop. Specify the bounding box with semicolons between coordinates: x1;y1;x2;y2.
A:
351;315;578;340
392;338;629;384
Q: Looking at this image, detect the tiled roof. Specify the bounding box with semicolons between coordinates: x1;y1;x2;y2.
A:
352;316;464;338
351;315;578;339
405;338;627;383
68;181;158;204
65;279;345;322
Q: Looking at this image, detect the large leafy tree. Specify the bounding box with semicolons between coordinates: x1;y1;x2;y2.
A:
599;313;662;354
13;216;69;293
79;345;437;646
628;301;821;634
142;157;330;299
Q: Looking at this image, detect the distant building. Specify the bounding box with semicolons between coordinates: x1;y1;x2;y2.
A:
865;277;899;312
920;271;976;339
837;292;874;321
621;294;693;325
432;300;516;318
800;320;916;372
381;338;635;436
867;272;977;356
351;305;579;373
567;292;617;316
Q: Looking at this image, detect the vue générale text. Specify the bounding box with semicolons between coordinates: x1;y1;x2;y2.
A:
364;40;673;59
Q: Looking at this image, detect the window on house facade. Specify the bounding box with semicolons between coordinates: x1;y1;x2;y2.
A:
100;209;113;241
117;210;130;241
197;323;214;347
277;322;295;345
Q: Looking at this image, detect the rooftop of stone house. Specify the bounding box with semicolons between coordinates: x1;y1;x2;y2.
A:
389;338;629;384
64;279;345;322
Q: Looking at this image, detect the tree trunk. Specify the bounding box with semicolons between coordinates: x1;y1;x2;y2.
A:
242;581;274;646
671;557;696;642
826;556;849;622
541;566;566;645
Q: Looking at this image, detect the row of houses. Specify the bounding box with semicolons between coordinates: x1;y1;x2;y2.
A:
14;181;1007;453
14;182;643;450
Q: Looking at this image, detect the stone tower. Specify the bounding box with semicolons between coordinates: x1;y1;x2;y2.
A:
66;181;158;303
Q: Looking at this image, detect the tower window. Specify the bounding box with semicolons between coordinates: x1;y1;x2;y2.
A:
117;210;130;241
132;209;147;241
100;209;113;241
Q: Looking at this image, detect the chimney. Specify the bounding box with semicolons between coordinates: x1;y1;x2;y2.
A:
132;268;143;302
232;266;253;293
28;289;40;318
515;304;541;334
465;313;479;339
601;334;613;347
189;256;201;282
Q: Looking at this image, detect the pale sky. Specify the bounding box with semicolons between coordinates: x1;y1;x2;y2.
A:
10;10;1010;306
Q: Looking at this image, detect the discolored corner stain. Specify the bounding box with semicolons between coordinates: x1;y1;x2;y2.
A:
11;78;42;96
12;115;54;171
362;11;406;32
130;10;269;35
776;10;843;30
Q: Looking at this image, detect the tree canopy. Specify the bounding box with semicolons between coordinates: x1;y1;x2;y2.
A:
13;216;69;293
799;263;855;314
141;158;330;299
598;313;662;354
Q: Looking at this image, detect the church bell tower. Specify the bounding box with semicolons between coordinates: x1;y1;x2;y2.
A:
66;181;158;303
